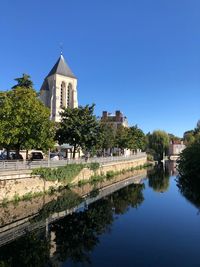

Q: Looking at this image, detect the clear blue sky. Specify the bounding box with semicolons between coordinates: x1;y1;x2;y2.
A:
1;0;200;137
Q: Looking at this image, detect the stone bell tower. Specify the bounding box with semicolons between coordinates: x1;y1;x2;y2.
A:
40;54;78;122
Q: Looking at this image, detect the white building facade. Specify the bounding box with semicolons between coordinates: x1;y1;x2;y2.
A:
40;55;78;122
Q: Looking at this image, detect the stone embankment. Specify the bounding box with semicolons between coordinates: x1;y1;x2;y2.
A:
0;156;147;203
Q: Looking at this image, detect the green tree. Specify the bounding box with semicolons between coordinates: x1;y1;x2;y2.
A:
0;77;55;158
168;133;181;142
178;137;200;180
56;104;100;158
12;73;33;89
183;130;195;145
98;123;115;155
127;125;146;151
115;125;129;154
148;130;169;160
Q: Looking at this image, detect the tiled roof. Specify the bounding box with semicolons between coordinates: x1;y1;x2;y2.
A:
47;55;76;79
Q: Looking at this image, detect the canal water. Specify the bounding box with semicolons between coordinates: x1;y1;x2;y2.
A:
0;162;200;267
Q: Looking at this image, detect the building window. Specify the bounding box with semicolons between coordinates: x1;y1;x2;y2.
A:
67;83;72;107
60;82;66;107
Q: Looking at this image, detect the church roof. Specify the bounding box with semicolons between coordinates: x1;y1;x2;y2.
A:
47;55;76;79
40;78;50;92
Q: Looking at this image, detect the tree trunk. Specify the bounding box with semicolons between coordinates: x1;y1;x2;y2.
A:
26;150;29;160
73;146;76;159
16;147;20;159
6;148;10;160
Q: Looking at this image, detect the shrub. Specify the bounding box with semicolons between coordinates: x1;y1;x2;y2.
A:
13;193;20;204
32;163;85;183
106;171;115;179
90;174;105;185
1;198;8;208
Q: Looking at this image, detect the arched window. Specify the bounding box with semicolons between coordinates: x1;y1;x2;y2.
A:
67;83;73;107
60;82;66;107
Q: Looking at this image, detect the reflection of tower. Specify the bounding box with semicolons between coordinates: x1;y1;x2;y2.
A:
49;230;62;266
40;54;78;122
50;231;57;257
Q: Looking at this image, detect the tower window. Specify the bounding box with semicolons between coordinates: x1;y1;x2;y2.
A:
67;83;72;107
60;82;66;108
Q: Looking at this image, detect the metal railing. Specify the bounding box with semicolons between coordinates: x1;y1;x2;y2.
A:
0;152;146;172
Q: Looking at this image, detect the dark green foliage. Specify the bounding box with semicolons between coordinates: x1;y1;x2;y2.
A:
177;139;200;208
177;174;200;209
0;229;50;267
115;125;129;150
127;125;146;151
106;170;115;179
32;164;84;182
98;123;146;155
177;139;200;179
12;73;33;89
90;174;105;185
98;123;116;151
56;104;101;158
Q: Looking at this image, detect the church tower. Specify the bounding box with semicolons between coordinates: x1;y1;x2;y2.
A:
40;54;78;122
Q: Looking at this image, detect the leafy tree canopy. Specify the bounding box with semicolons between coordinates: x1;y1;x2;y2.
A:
127;125;146;151
148;130;169;160
0;75;55;155
56;104;101;158
178;137;200;180
98;122;116;151
12;73;33;89
115;125;129;150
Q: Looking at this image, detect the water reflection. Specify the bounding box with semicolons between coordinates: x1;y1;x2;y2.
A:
30;189;82;223
0;183;144;266
0;229;50;267
177;173;200;210
147;163;170;193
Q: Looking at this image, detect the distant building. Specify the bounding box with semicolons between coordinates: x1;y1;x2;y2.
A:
100;110;128;128
100;110;132;156
40;54;78;122
169;140;185;159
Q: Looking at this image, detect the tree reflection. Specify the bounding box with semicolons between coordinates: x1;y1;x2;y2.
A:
0;183;144;266
51;198;113;264
177;174;200;209
50;183;144;265
148;163;170;193
31;189;82;223
111;184;144;214
0;229;50;267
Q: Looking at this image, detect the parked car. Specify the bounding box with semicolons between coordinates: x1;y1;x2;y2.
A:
0;151;23;160
29;152;44;161
11;153;23;160
50;153;59;161
0;154;6;160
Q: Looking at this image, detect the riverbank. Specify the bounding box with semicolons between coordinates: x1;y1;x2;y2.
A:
0;156;148;203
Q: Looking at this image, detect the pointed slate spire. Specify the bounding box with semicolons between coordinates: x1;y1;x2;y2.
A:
47;55;76;79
